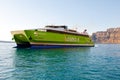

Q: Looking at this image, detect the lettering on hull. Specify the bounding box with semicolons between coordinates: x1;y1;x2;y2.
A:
65;36;79;42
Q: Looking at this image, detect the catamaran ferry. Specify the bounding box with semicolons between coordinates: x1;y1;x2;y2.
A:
11;25;94;48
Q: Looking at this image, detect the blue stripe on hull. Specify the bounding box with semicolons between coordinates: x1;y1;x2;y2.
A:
15;43;94;48
30;45;92;49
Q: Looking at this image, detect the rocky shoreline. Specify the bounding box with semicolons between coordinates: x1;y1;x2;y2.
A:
0;41;14;43
92;27;120;43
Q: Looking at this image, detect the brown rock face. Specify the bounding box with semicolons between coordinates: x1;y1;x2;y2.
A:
92;28;120;43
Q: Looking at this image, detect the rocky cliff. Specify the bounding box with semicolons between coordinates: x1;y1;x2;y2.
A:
92;28;120;43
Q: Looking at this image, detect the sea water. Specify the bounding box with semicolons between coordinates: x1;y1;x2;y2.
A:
0;42;120;80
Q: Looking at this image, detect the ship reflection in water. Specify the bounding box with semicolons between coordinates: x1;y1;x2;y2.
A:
13;47;91;80
0;42;120;80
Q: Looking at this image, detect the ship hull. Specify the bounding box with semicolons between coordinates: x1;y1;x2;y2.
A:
11;29;94;48
16;43;94;48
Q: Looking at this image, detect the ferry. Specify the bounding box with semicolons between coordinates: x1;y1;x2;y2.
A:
11;25;94;48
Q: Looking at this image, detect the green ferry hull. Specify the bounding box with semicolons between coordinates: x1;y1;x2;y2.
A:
11;29;94;48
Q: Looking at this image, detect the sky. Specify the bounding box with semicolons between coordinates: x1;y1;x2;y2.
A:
0;0;120;41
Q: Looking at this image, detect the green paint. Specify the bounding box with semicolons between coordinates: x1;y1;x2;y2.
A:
12;29;94;46
14;34;29;44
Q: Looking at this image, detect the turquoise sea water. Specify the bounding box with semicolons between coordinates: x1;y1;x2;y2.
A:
0;42;120;80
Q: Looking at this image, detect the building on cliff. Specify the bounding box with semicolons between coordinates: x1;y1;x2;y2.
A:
92;27;120;43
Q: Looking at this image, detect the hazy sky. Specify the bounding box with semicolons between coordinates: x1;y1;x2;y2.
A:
0;0;120;40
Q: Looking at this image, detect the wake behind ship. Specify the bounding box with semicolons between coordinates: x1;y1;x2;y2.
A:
11;25;94;48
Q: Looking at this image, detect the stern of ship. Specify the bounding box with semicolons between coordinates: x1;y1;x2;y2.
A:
11;30;31;48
